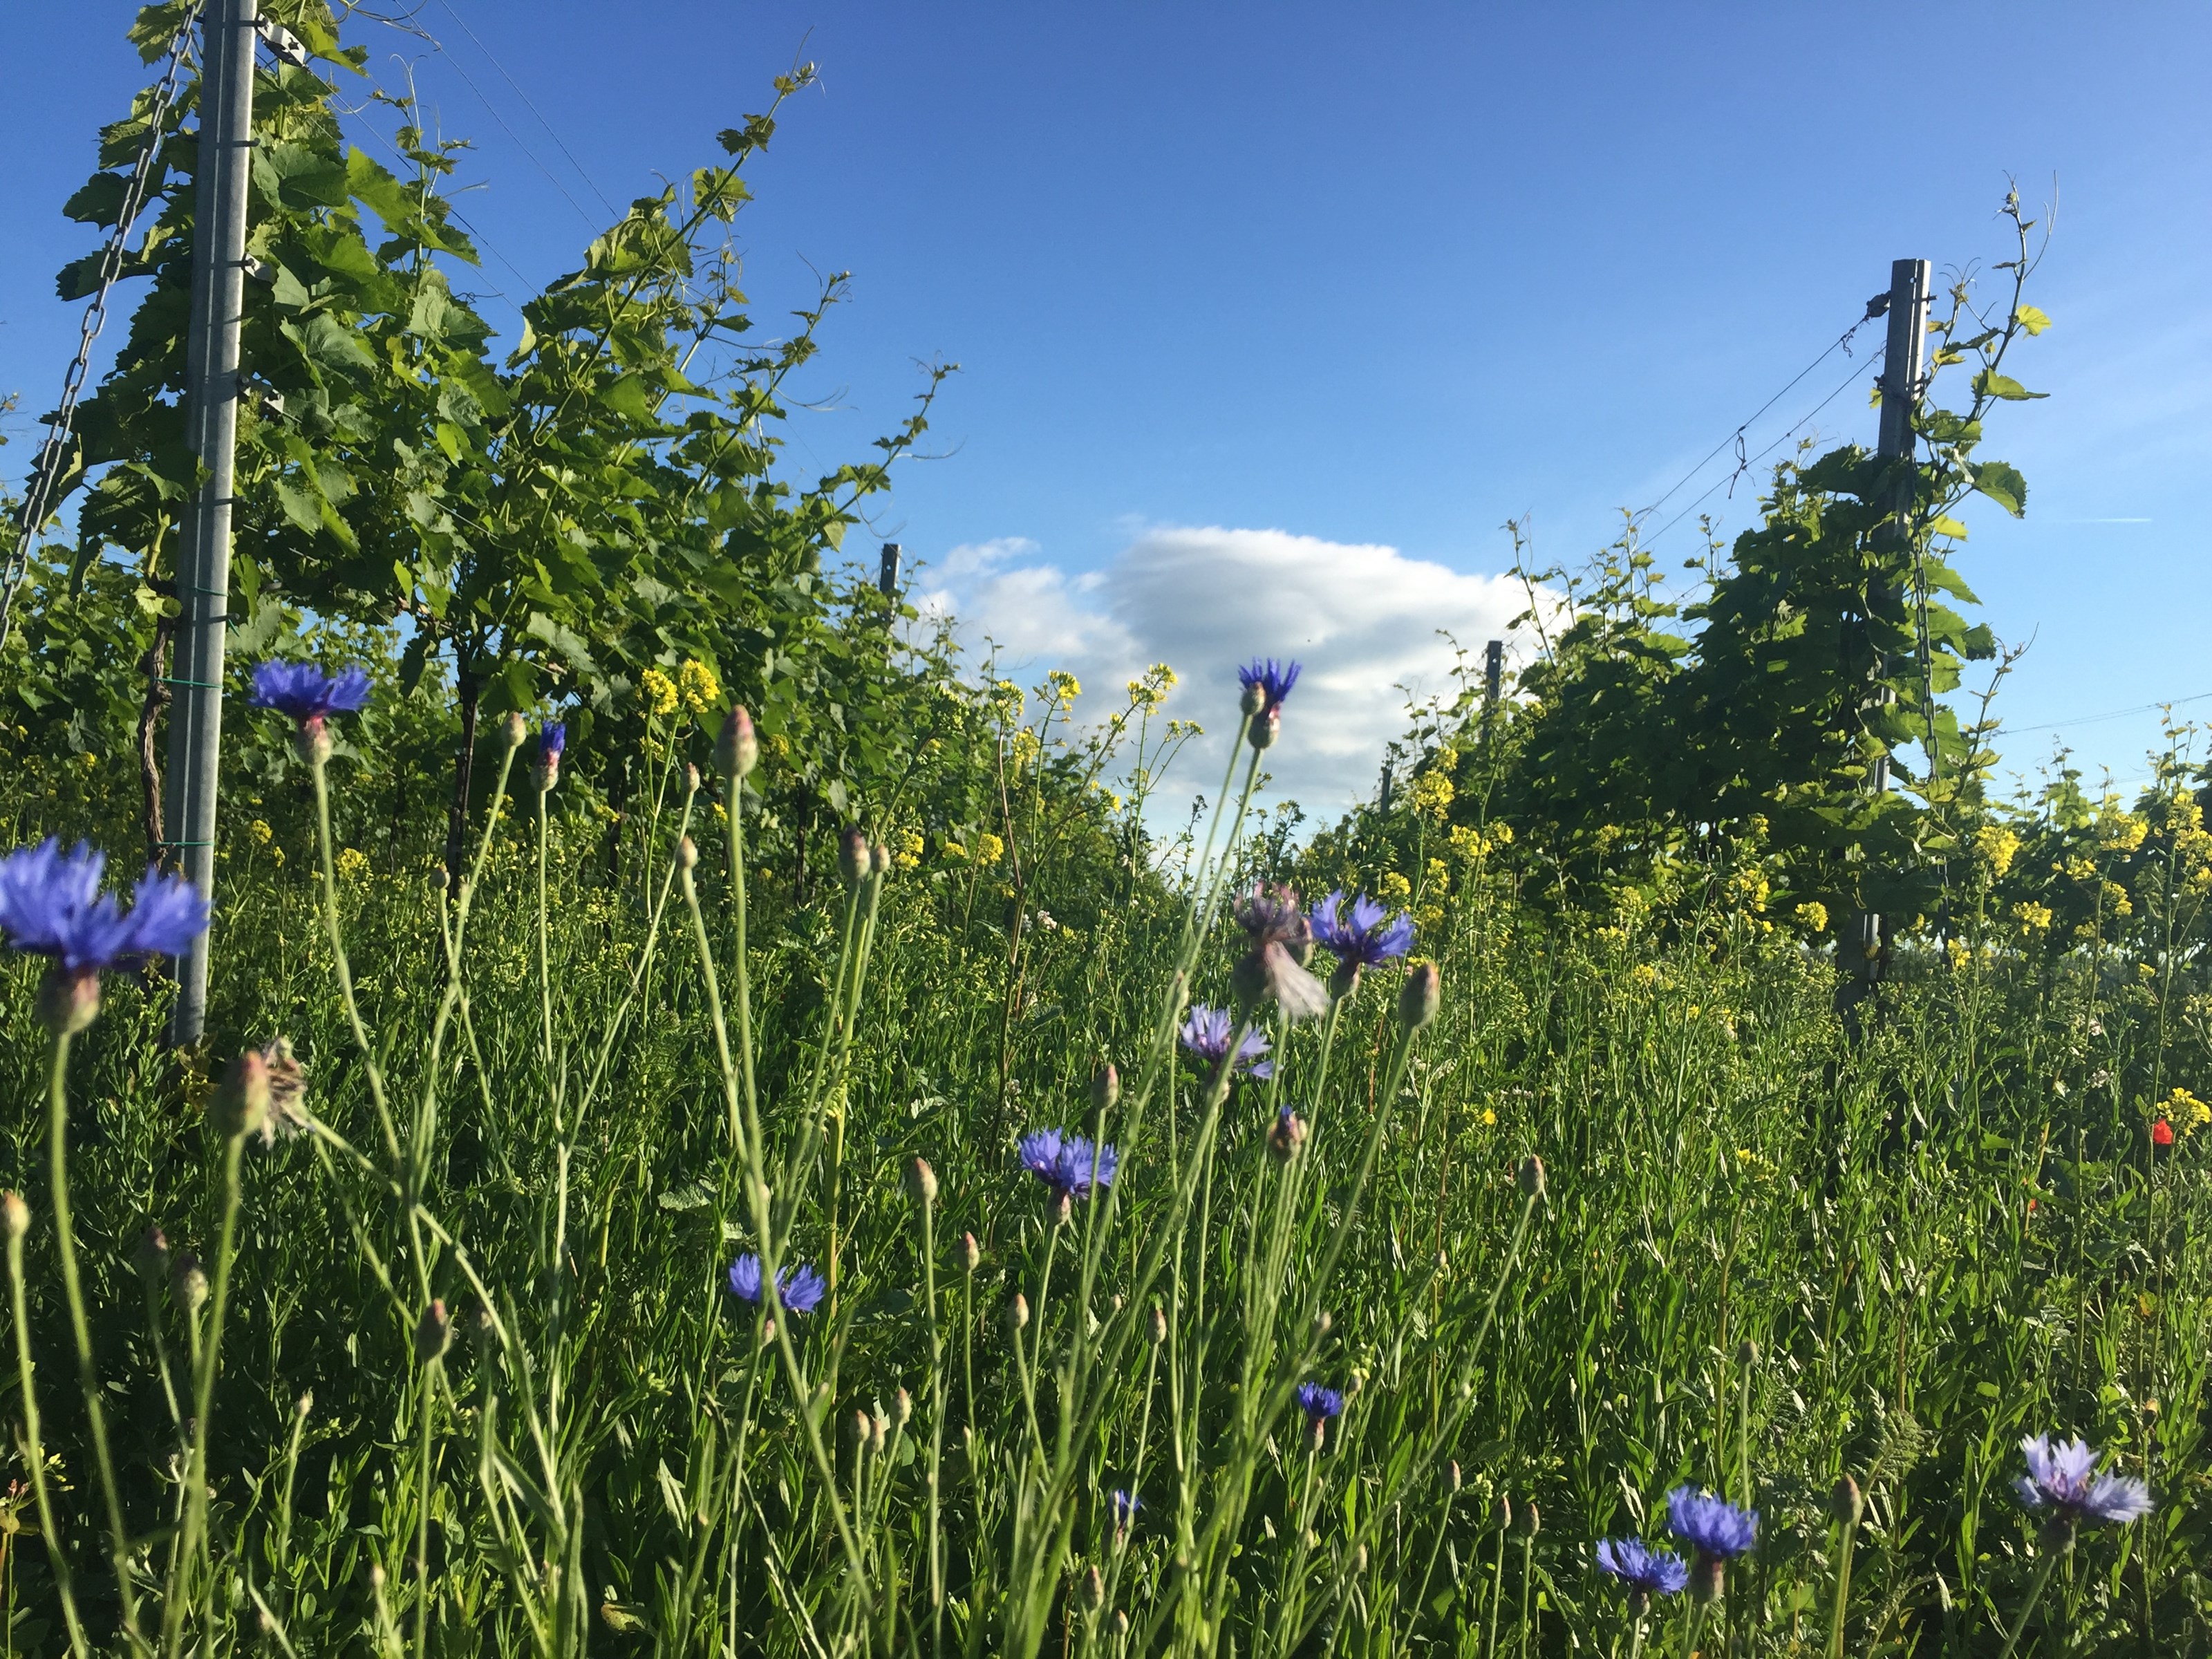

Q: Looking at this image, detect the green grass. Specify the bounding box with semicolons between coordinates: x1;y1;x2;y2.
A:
0;714;2206;1659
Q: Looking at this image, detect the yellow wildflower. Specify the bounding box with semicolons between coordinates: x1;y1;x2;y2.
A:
336;847;371;882
1414;902;1446;937
249;818;274;848
1411;769;1456;823
975;832;1006;867
1629;962;1659;988
2097;805;2150;853
1378;871;1412;905
1793;901;1828;932
944;841;969;863
677;659;721;717
1479;1107;1497;1127
1974;824;2022;877
1449;824;1488;861
894;827;924;872
639;667;679;718
988;679;1024;724
1490;822;1513;847
1046;669;1082;709
2012;901;2053;935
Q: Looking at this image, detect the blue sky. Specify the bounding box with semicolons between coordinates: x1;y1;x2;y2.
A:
5;3;2208;814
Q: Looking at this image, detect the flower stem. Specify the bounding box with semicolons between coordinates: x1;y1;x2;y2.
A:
1996;1550;2059;1659
6;1200;89;1659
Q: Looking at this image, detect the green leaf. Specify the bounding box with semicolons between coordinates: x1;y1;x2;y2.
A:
254;141;350;210
1974;371;2046;402
2014;303;2052;336
1971;460;2028;517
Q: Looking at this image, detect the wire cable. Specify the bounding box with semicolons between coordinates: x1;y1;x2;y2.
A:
2004;690;2212;736
431;0;619;219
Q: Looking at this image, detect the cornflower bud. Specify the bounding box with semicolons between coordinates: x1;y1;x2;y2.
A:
893;1388;913;1431
870;841;892;879
869;1409;888;1456
715;706;759;780
1830;1474;1863;1525
1268;1106;1308;1165
1517;1155;1546;1200
1524;1502;1541;1537
171;1250;209;1315
292;720;334;767
1150;1305;1168;1344
962;1232;981;1273
1736;1338;1759;1365
839;827;869;888
1;1193;28;1243
1239;679;1267;718
1114;1611;1130;1638
414;1298;453;1363
500;711;527;751
212;1049;272;1142
850;1410;871;1454
676;836;700;872
1497;1494;1512;1530
1448;1460;1462;1493
1008;1293;1030;1332
135;1224;168;1281
1091;1063;1119;1114
684;762;702;796
1082;1565;1105;1611
36;967;101;1037
908;1157;938;1204
1249;707;1280;750
1051;1190;1073;1228
1398;960;1440;1033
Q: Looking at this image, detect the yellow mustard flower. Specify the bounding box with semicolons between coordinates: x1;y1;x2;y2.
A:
677;659;721;717
894;827;924;872
975;832;1006;867
1794;900;1828;932
249;818;274;848
1046;669;1082;709
1974;824;2021;877
1479;1107;1497;1127
1378;871;1412;905
639;667;679;718
2013;901;2054;935
336;847;371;881
1411;769;1456;823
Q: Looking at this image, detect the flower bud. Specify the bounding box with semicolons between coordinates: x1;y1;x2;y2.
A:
1091;1063;1119;1115
1497;1494;1512;1529
676;836;700;872
500;711;527;751
1051;1190;1073;1228
1524;1502;1541;1537
414;1298;453;1363
1517;1155;1546;1200
292;718;334;768
1692;1555;1725;1602
1114;1612;1130;1638
869;1409;888;1456
962;1232;981;1273
1353;1542;1369;1573
684;762;702;796
1736;1338;1759;1365
1447;1460;1462;1493
212;1049;272;1142
1398;961;1440;1033
295;1390;314;1420
1830;1474;1863;1525
839;827;869;888
850;1410;870;1452
715;706;759;780
36;966;102;1037
1082;1565;1105;1611
870;841;892;879
1314;1310;1332;1336
1150;1305;1168;1345
893;1387;913;1431
907;1156;938;1205
1268;1106;1308;1165
1;1193;29;1243
1008;1293;1030;1332
1248;708;1281;751
135;1225;168;1281
171;1250;209;1315
1240;679;1267;718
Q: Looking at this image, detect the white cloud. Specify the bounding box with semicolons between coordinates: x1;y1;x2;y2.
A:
915;524;1537;820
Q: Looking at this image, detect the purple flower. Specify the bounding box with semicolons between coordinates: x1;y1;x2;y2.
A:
1019;1129;1117;1200
1596;1536;1688;1598
0;840;208;973
1295;1382;1344;1423
1667;1486;1758;1559
1179;1004;1272;1080
536;722;567;760
1311;890;1415;969
2014;1434;2153;1528
1237;659;1301;715
728;1253;827;1315
1232;884;1331;1022
1109;1489;1141;1529
249;661;371;726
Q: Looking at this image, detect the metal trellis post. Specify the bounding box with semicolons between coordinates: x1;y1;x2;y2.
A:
165;0;258;1044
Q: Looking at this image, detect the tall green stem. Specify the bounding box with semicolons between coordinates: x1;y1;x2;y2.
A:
6;1196;88;1659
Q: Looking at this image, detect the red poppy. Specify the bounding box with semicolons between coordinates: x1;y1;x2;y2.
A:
2153;1118;2176;1147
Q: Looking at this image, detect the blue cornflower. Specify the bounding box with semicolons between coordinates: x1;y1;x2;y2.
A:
249;660;371;725
1109;1489;1141;1530
1667;1485;1757;1600
1296;1382;1346;1445
1179;1004;1272;1080
728;1253;827;1316
1311;888;1414;997
0;841;208;1033
1311;890;1415;968
532;722;567;791
2014;1434;2153;1530
1596;1536;1688;1608
1019;1129;1117;1211
1237;659;1300;716
1237;659;1301;750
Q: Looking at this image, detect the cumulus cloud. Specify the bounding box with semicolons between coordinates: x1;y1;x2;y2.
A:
912;525;1536;819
